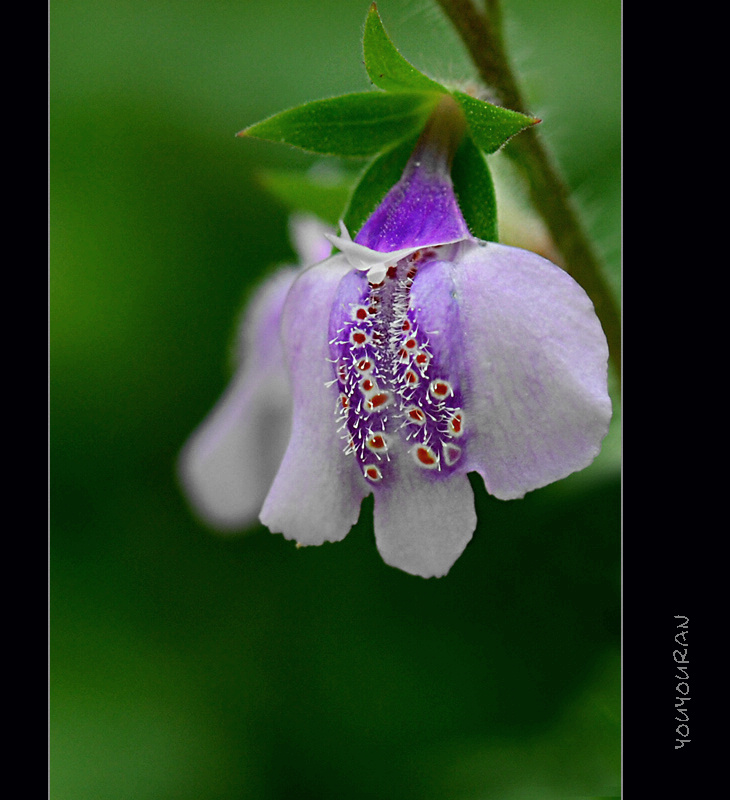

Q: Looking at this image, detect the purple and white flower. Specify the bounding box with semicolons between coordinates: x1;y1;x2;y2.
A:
258;117;612;578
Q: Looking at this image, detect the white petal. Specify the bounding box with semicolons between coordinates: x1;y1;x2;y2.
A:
372;459;476;578
260;256;370;545
325;221;467;283
449;241;613;499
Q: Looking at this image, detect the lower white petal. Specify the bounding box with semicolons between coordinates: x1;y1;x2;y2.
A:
373;461;476;578
260;257;370;545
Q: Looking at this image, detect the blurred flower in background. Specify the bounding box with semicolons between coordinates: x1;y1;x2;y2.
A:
179;214;332;530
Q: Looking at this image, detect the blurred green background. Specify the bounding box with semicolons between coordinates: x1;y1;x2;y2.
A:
50;1;621;798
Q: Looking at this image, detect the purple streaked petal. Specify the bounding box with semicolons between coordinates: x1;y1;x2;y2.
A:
413;240;611;500
373;461;476;578
260;256;370;544
179;267;298;529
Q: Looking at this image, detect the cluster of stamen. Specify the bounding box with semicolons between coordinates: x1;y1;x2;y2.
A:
329;250;465;485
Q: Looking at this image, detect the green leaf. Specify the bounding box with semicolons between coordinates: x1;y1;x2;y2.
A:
363;4;446;94
239;92;439;158
451;136;498;242
451;90;538;154
343;134;420;236
257;168;354;226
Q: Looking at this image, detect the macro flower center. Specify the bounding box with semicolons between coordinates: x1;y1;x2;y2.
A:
329;248;465;485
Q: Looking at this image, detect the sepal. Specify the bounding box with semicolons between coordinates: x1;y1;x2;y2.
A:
452;135;498;241
239;92;439;157
451;90;538;155
363;3;446;94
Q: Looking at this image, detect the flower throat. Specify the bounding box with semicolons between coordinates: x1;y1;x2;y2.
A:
329;249;465;485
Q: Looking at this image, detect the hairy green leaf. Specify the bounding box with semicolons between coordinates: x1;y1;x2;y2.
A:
451;90;538;154
239;92;439;158
452;136;498;242
363;4;446;94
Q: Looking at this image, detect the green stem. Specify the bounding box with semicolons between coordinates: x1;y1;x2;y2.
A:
435;0;621;381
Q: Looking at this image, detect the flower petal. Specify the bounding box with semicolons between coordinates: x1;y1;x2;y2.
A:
373;461;476;578
325;222;423;283
411;241;612;500
260;256;370;544
178;268;297;530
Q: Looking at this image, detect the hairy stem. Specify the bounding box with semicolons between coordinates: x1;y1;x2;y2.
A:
435;0;621;381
